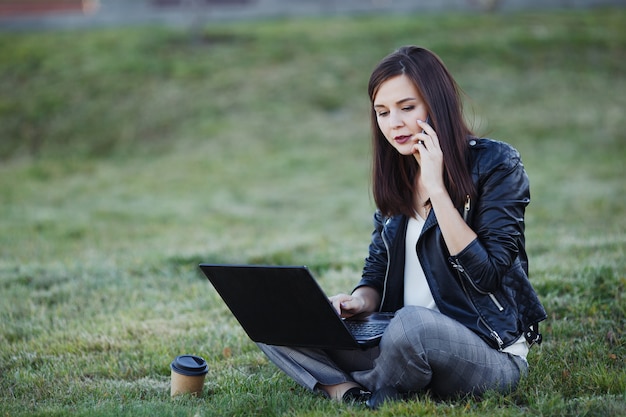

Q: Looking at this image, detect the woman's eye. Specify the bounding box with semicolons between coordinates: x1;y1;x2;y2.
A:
377;111;389;117
402;105;415;112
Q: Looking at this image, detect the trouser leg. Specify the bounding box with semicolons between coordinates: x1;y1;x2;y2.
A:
257;343;379;392
351;306;528;397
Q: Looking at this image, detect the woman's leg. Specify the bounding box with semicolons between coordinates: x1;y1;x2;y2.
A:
351;306;528;398
257;343;379;396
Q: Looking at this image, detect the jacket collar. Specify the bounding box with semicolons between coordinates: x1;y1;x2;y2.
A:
383;211;438;243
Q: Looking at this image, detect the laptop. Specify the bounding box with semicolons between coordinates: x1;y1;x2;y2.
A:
199;264;393;350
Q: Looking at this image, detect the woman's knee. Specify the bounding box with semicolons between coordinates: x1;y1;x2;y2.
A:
384;306;441;348
395;306;441;331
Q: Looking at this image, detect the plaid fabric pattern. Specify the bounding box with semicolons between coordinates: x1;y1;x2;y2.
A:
259;306;527;398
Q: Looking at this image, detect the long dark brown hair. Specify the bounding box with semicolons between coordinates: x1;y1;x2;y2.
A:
368;46;476;217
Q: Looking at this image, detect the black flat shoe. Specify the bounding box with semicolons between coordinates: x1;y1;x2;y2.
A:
366;386;402;410
342;387;372;404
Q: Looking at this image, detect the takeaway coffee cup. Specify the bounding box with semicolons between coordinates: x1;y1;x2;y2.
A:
170;355;209;397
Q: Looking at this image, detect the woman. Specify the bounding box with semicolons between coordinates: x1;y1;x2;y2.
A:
258;46;547;409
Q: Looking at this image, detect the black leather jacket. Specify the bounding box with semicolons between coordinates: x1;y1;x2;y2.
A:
355;138;547;350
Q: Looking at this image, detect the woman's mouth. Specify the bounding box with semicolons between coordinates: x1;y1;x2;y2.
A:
394;135;412;145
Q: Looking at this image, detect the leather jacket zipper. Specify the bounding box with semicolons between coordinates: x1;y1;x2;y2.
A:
457;272;505;350
379;217;392;311
481;316;505;349
488;293;505;311
456;195;505;349
450;258;505;312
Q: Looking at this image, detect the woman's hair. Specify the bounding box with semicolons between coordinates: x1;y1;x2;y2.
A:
368;46;476;217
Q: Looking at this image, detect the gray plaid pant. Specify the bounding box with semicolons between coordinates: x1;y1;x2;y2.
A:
258;306;528;398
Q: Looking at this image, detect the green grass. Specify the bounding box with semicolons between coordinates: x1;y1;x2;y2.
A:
1;8;625;417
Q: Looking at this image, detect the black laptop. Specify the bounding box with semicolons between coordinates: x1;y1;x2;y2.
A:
199;264;393;350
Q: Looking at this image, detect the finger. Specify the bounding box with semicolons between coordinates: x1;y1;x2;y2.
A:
417;119;436;139
417;118;432;133
336;298;350;312
410;132;427;147
418;120;442;151
414;138;426;153
343;295;365;313
330;294;351;314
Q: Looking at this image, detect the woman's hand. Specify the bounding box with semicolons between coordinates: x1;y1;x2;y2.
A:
329;286;381;318
412;119;446;195
413;118;478;255
329;293;366;318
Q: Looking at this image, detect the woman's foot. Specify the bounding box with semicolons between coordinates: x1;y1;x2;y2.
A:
317;382;371;403
342;386;372;404
365;386;402;410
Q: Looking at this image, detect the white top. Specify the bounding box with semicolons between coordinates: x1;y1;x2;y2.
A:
403;214;528;359
404;215;438;310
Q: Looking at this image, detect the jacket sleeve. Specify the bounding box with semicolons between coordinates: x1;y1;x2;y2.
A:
354;210;388;295
449;141;530;293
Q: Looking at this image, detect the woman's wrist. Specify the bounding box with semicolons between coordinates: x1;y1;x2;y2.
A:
352;286;381;312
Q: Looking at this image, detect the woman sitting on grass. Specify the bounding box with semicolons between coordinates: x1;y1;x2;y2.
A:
259;46;547;409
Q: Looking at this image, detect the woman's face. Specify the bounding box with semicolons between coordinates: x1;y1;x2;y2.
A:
373;74;428;156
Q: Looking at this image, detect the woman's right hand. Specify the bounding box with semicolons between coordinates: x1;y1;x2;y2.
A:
329;286;381;318
329;293;366;318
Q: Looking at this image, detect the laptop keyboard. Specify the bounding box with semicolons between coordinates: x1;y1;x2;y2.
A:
344;320;388;338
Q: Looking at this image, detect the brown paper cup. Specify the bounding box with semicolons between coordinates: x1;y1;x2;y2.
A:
170;355;209;397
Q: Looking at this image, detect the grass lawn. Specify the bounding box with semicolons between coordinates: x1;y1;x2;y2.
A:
1;7;625;416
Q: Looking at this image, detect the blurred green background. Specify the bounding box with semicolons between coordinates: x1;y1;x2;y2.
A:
0;6;624;417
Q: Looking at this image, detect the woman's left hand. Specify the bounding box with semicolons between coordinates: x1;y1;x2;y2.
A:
412;119;445;194
413;119;478;256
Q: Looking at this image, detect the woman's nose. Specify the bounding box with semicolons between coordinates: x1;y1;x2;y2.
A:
389;111;404;127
